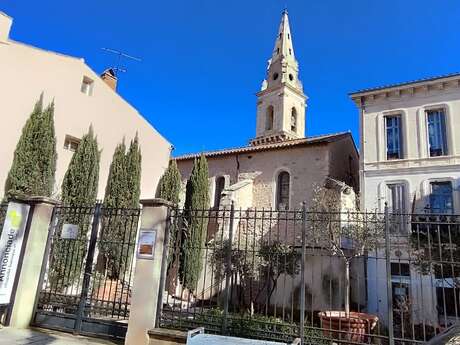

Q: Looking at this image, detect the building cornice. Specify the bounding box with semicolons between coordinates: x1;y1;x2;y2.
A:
363;163;460;177
256;83;307;100
350;73;460;107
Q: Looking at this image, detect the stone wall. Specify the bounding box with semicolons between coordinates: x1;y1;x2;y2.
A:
175;139;358;211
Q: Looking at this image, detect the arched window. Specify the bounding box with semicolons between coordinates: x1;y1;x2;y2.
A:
291;107;297;133
276;171;290;210
214;176;226;207
266;106;274;130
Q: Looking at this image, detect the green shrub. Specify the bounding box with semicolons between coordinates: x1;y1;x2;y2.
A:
191;309;327;344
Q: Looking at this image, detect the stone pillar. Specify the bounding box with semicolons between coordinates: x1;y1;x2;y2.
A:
7;196;58;328
125;199;171;345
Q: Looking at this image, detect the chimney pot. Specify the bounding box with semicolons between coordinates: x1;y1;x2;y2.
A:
100;68;117;91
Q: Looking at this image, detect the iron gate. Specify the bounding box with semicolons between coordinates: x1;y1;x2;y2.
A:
32;203;140;339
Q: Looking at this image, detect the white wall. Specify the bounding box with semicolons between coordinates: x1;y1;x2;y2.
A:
355;79;460;212
352;75;460;329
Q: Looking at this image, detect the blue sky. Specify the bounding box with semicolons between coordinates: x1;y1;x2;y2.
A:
2;1;460;156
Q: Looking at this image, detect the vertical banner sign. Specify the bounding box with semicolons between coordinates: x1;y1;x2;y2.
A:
0;202;30;304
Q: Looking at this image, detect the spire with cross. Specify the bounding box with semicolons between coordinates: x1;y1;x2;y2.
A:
251;10;307;146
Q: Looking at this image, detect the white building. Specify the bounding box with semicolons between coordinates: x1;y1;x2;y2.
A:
350;73;460;328
0;12;171;199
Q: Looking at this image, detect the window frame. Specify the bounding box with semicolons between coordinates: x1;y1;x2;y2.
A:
64;135;81;152
266;105;274;130
214;176;226;208
275;170;290;210
426;108;448;157
385;114;403;160
390;261;411;311
387;182;408;233
429;181;454;214
290;107;297;133
81;76;94;96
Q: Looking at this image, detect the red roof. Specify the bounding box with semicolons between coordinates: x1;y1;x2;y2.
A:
174;132;353;161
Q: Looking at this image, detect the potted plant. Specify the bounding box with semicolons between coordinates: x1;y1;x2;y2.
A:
309;182;383;343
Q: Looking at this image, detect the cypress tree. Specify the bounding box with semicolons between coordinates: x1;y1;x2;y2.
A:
5;95;57;199
125;134;142;208
180;154;210;292
49;126;100;288
157;160;182;284
61;125;100;206
157;159;181;204
103;141;128;208
100;141;127;280
100;136;142;280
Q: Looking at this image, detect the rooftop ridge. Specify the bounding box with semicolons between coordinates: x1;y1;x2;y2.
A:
173;131;351;161
349;72;460;96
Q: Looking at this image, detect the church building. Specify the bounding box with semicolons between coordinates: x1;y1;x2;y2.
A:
175;11;359;211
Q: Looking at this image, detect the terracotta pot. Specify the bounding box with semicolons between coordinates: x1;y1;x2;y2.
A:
318;311;378;344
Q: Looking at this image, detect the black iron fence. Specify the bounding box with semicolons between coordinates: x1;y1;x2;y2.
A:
34;203;140;339
159;205;460;345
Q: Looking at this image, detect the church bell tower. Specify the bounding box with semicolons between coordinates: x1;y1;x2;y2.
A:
251;10;307;146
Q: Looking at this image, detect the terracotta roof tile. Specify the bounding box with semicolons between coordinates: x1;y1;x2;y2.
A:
173;131;351;161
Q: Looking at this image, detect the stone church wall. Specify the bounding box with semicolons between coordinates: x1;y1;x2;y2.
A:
175;143;333;210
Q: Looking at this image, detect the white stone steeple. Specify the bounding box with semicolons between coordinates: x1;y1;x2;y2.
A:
251;10;307;146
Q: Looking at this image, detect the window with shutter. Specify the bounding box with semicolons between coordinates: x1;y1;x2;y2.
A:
385;115;403;160
427;109;448;157
430;181;453;214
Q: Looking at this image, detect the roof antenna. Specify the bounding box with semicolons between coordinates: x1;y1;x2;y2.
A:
101;47;142;76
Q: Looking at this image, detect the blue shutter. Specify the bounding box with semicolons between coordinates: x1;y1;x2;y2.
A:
427;110;448;156
386;116;402;159
430;182;453;214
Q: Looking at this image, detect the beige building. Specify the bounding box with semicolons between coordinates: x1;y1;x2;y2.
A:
350;73;460;327
0;12;171;199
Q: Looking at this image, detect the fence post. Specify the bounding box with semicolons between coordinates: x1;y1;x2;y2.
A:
74;201;102;334
125;199;171;345
222;201;235;335
384;204;395;345
4;197;58;328
299;202;307;345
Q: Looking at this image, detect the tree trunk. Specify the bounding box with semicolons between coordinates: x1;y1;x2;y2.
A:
345;260;350;316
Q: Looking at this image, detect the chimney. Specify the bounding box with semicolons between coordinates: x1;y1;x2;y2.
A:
100;68;117;91
0;12;13;43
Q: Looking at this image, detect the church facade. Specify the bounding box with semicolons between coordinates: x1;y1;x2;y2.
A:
168;11;364;318
175;11;359;211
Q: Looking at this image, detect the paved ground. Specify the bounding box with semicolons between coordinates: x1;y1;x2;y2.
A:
0;327;122;345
